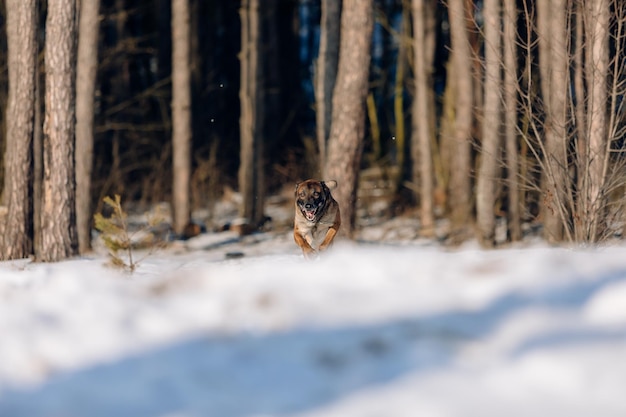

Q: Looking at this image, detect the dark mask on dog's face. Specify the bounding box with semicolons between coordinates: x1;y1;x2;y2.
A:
296;182;329;222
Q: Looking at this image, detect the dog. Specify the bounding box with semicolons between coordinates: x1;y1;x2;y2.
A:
294;179;341;259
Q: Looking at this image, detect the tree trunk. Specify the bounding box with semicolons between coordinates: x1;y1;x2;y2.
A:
536;0;552;109
574;2;588;242
583;0;609;241
324;0;373;238
263;0;281;164
315;0;341;174
107;0;129;199
394;6;408;190
75;0;101;254
446;0;474;241
33;53;44;258
412;0;435;236
38;0;78;261
0;0;38;260
172;0;192;235
539;0;570;242
239;0;265;227
476;0;502;248
503;0;521;241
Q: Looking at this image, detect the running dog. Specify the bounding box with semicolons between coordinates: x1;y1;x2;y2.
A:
293;179;341;258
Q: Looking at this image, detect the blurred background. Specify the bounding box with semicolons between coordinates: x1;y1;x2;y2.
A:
1;0;626;260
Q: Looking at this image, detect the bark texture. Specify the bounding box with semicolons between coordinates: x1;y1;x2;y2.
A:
476;0;502;247
583;0;609;241
172;0;192;235
539;0;570;242
324;0;373;238
39;0;78;261
411;0;435;236
1;0;38;260
503;0;521;242
75;0;101;253
238;0;265;227
315;0;341;173
446;0;474;239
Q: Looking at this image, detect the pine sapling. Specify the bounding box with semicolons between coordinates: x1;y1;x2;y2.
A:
94;195;167;273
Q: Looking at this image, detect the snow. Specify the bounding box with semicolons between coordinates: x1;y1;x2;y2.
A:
1;233;626;417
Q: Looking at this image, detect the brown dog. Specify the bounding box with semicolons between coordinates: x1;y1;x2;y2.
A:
294;179;341;258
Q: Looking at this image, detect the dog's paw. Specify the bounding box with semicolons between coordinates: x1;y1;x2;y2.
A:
303;249;319;260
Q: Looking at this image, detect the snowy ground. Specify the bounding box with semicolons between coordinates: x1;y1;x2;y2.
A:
1;229;626;417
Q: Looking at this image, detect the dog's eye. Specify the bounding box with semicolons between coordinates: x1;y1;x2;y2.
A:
299;191;305;198
313;192;319;198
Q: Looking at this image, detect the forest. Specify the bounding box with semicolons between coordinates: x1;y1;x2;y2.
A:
1;0;626;262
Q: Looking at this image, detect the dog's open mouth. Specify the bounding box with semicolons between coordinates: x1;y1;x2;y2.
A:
303;208;317;221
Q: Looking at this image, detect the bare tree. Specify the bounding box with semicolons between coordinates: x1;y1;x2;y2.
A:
476;0;502;247
411;0;435;236
517;0;626;243
573;1;587;235
324;0;374;238
393;4;408;189
172;0;192;235
238;0;265;228
446;0;474;241
607;2;626;239
315;0;341;174
580;0;609;242
75;0;101;253
33;50;44;256
531;0;571;242
0;0;38;260
38;0;79;261
503;0;521;241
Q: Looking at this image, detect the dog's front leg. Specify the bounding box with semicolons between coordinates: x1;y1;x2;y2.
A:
319;211;341;252
294;230;317;258
318;226;339;252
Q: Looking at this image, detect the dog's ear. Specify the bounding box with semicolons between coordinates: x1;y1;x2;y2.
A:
323;180;337;190
294;182;300;195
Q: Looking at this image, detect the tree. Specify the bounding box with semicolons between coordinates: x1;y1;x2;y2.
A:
75;0;101;254
411;0;435;236
503;0;521;241
171;0;192;235
239;0;265;228
476;0;502;247
538;0;570;242
315;0;341;174
519;0;625;244
33;44;44;256
0;0;38;260
38;0;78;261
573;0;588;239
446;0;474;242
393;4;408;191
580;0;609;242
324;0;374;238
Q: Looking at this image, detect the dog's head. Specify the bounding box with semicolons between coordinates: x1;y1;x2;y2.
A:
295;179;336;222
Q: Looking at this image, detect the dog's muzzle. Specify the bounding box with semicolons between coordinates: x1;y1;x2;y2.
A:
301;203;319;221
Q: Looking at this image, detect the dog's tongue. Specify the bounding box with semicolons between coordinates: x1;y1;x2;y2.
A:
305;210;316;221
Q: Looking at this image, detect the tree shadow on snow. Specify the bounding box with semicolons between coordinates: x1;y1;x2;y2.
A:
1;270;625;417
